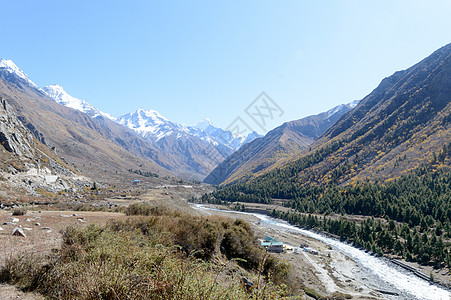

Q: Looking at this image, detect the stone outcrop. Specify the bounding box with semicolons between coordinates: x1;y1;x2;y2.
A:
0;97;35;158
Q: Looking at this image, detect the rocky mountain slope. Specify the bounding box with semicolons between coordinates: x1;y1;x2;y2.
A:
204;101;358;185
40;79;260;179
0;62;172;185
0;59;260;181
0;95;90;196
219;42;451;188
117;110;260;180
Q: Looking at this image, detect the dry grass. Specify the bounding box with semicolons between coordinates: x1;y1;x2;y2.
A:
0;206;292;299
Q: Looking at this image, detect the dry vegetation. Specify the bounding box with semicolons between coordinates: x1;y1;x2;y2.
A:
0;203;294;299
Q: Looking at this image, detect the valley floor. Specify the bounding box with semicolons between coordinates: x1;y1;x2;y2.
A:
223;201;451;289
1;184;449;299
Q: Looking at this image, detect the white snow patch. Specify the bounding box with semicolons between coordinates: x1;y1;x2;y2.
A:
43;84;115;120
0;59;43;92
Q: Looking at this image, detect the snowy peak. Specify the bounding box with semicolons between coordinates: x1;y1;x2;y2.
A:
327;100;360;117
195;118;213;131
348;99;360;109
117;109;170;133
0;58;40;90
136;108;168;124
194;118;262;148
119;108;261;150
43;84;115;120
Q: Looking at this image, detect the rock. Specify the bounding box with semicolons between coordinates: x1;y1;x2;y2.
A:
0;226;3;230
41;227;52;231
12;227;26;237
3;222;15;225
6;217;19;222
34;222;40;226
0;97;35;157
23;227;32;231
78;219;87;223
59;214;70;218
24;218;32;222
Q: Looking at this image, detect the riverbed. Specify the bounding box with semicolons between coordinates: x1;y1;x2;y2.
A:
194;204;451;300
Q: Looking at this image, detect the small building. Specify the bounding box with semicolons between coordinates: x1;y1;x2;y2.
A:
261;236;284;253
261;241;284;253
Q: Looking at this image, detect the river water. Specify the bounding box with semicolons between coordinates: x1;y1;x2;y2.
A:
194;204;451;300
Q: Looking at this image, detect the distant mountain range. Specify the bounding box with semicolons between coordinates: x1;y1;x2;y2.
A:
204;100;359;185
116;109;260;179
0;59;172;186
0;58;261;180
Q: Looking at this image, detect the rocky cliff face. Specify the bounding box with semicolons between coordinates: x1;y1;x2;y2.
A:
0;96;92;196
0;96;35;158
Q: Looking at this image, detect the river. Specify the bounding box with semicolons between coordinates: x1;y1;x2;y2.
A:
194;204;451;300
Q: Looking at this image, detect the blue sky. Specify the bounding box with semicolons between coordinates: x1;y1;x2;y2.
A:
3;0;451;133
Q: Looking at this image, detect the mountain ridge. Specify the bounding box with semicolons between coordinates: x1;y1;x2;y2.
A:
43;84;115;120
215;42;451;190
204;100;359;185
0;58;259;180
0;65;174;184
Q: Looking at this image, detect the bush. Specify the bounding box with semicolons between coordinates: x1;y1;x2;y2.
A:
12;207;27;216
110;209;290;281
125;202;178;217
0;209;292;299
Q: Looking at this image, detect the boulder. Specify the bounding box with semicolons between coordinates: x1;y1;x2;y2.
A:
12;227;26;237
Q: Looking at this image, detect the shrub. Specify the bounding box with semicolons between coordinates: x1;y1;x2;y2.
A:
0;210;292;299
12;207;27;216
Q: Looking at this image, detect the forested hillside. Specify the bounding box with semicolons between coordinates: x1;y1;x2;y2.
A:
202;44;451;270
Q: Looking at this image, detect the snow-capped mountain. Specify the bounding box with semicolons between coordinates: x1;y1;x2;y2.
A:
43;84;115;120
117;109;179;142
0;58;262;179
117;109;262;179
118;110;260;152
194;118;213;131
194;119;262;151
327;100;360;118
0;59;43;92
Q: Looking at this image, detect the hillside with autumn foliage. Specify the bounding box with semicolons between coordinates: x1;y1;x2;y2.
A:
202;43;451;273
